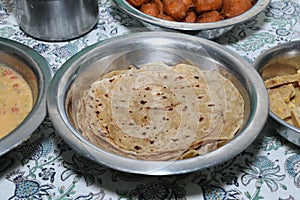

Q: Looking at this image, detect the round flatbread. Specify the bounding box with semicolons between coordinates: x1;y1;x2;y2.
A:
73;62;245;160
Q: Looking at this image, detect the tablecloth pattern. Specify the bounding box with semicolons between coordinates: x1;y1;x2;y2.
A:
0;0;299;199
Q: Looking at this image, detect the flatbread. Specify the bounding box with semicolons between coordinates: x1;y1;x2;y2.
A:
172;64;244;158
269;91;291;119
74;62;245;160
268;83;295;103
264;73;300;89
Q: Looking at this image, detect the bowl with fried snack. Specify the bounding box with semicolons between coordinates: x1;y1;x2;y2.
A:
47;32;268;175
112;0;270;38
254;40;300;147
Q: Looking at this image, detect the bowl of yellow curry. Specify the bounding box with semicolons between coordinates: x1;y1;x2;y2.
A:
0;37;51;156
254;40;300;147
48;32;269;175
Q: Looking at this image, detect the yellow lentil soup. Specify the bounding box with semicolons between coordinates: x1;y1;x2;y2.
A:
0;65;33;139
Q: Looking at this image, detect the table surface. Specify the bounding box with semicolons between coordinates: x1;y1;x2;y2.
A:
0;0;300;199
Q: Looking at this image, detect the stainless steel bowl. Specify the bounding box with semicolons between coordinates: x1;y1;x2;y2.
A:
113;0;270;39
48;32;268;175
14;0;99;41
254;40;300;147
0;37;52;156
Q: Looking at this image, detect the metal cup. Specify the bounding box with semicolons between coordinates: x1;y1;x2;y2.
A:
14;0;99;41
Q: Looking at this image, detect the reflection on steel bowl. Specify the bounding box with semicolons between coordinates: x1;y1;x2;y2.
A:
0;37;52;156
112;0;270;38
47;32;268;175
254;40;300;147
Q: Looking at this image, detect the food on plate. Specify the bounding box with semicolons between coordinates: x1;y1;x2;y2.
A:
221;0;253;18
196;10;224;23
128;0;150;7
195;0;222;13
73;62;245;160
141;3;160;17
264;70;300;128
127;0;256;23
0;65;33;139
162;0;194;21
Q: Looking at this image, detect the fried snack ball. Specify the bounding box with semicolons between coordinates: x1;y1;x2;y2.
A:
197;11;224;23
141;3;160;17
158;13;176;21
153;0;163;13
128;0;150;7
181;0;195;8
163;0;192;21
183;11;197;23
221;0;253;18
195;0;223;13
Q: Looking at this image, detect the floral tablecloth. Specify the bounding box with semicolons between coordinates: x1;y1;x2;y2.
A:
0;0;300;199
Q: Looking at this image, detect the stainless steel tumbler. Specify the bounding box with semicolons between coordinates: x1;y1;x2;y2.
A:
15;0;99;41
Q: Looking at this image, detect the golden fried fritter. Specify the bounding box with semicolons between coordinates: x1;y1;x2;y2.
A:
222;0;253;18
197;11;224;23
183;11;197;23
128;0;151;7
195;0;223;13
163;0;190;21
141;3;160;17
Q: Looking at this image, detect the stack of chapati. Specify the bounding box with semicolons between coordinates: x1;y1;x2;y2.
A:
74;62;244;160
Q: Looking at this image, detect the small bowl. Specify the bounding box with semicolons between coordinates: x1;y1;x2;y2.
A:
0;37;52;156
254;40;300;147
113;0;270;39
47;32;268;175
